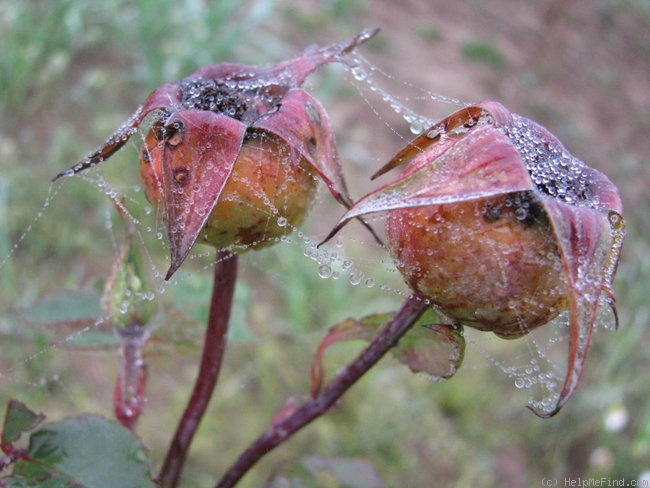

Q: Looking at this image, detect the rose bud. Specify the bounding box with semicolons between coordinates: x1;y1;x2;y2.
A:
55;28;380;279
326;101;625;417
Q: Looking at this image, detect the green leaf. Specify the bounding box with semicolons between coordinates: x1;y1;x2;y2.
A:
2;415;155;488
1;400;45;445
6;460;81;487
392;322;465;379
310;312;392;396
267;455;385;488
17;290;103;326
310;309;464;395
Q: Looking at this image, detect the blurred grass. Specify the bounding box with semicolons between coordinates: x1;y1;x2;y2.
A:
461;40;507;69
1;1;649;487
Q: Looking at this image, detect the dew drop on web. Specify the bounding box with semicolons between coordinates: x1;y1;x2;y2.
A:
318;264;332;279
344;52;466;138
349;273;363;286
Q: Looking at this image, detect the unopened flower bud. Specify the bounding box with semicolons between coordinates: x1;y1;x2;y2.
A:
56;29;380;279
329;101;625;416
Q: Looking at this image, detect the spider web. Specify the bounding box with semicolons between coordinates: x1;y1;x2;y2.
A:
0;52;616;434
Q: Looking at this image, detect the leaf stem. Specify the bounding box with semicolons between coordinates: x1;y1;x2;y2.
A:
158;251;238;488
215;294;427;488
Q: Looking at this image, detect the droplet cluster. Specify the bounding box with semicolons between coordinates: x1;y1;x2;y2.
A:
177;78;280;123
482;191;544;227
503;115;593;207
472;313;569;413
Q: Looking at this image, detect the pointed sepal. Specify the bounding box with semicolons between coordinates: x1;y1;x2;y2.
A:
160;111;247;279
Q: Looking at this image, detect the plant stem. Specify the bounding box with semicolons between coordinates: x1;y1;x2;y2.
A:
113;323;150;431
215;294;427;488
158;251;238;488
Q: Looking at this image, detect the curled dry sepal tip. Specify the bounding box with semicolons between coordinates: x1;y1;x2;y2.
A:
327;101;625;417
54;28;380;280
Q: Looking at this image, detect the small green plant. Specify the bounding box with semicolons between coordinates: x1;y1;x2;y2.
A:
461;40;507;69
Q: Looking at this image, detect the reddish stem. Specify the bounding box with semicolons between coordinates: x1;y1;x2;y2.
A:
158;251;238;488
214;295;427;488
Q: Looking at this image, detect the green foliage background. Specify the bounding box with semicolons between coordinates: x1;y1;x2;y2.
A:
1;1;649;487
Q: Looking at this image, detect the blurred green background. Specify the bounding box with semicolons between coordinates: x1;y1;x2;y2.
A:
1;0;649;487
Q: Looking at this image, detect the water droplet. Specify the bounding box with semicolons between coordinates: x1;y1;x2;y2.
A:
514;207;528;221
277;216;287;227
409;121;425;135
351;66;367;81
318;264;332;279
349;273;363;286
